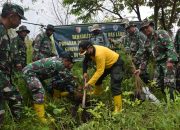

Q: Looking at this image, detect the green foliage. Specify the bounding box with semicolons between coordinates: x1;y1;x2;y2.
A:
2;39;180;130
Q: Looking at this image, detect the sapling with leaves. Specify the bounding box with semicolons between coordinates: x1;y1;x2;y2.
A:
120;46;160;104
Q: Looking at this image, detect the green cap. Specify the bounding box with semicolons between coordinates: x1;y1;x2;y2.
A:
125;22;137;30
140;18;154;31
2;3;27;20
61;51;74;63
45;24;55;32
16;25;30;33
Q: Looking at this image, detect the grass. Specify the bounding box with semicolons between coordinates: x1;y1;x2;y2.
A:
1;41;180;130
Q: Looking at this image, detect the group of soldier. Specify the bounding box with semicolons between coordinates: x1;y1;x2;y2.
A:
0;2;76;125
123;20;179;101
0;1;179;126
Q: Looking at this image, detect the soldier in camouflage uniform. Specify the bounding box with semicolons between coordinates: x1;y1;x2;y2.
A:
134;19;178;100
174;29;180;91
124;23;160;103
125;23;149;82
11;25;30;71
89;24;110;47
32;24;57;61
23;53;75;123
0;3;26;125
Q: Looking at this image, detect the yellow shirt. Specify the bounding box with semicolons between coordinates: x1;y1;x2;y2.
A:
88;45;119;86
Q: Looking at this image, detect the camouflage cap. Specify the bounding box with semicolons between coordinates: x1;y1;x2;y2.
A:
16;25;30;33
2;3;27;20
61;51;74;63
91;24;101;32
125;22;137;30
140;18;154;31
45;24;55;32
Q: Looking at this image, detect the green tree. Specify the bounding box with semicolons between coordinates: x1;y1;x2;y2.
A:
148;0;180;30
63;0;146;22
124;0;146;21
63;0;124;22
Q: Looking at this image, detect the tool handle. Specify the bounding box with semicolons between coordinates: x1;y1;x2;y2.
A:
82;79;87;108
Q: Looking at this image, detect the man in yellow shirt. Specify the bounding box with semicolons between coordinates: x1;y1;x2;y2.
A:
79;40;124;113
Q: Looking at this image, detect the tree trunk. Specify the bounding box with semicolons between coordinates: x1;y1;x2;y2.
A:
135;4;141;21
161;6;167;30
154;2;159;30
168;0;177;30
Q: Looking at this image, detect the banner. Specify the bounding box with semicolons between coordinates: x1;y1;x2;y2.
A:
53;21;140;59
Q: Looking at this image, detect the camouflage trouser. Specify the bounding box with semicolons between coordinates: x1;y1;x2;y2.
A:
0;70;22;125
51;81;75;95
95;57;124;96
23;71;45;104
154;62;176;100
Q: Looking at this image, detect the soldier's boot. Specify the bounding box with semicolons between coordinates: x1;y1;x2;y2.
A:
33;104;54;124
53;89;69;99
113;95;122;115
91;85;104;95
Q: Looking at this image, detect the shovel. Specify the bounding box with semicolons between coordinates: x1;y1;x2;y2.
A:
82;79;87;108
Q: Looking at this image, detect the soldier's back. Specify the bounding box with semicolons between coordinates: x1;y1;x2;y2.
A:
0;24;11;73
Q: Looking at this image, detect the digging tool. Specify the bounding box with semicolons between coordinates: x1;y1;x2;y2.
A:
82;79;87;108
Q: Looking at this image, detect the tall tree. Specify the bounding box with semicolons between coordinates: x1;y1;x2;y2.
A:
63;0;146;22
148;0;180;30
63;0;124;22
51;0;71;25
124;0;146;21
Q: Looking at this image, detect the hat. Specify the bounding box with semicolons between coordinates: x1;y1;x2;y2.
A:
46;24;55;32
2;3;27;20
61;51;74;63
16;25;30;33
78;40;93;55
91;24;101;32
140;18;154;31
125;22;137;30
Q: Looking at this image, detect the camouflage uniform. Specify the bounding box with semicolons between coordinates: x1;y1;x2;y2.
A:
11;36;27;69
89;24;110;47
125;28;146;56
137;30;178;99
23;57;75;103
120;35;129;46
174;29;180;90
0;24;22;123
32;33;55;61
51;70;77;91
90;32;110;47
125;28;149;83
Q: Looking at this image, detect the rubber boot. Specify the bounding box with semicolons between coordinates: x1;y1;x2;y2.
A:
53;89;69;98
113;95;122;114
33;104;54;124
60;92;69;97
92;85;104;95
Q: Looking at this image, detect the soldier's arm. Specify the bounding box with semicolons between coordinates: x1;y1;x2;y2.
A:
134;32;147;65
83;55;91;74
135;40;149;71
123;36;131;53
11;38;21;66
56;70;77;87
33;34;42;61
137;33;147;53
159;31;178;63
